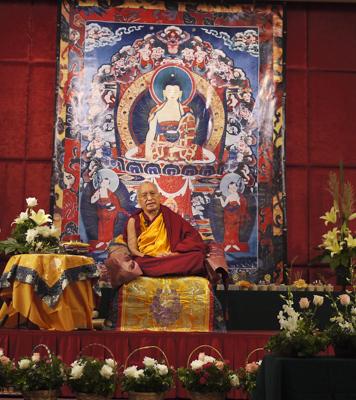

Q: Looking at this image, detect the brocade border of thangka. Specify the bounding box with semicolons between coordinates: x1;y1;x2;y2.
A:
52;1;286;283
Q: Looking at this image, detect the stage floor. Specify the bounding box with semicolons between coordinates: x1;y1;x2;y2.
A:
0;328;274;400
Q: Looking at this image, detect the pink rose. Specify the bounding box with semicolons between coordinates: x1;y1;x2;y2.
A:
245;362;259;373
339;294;351;306
215;361;224;370
299;297;310;309
32;353;40;362
0;355;10;365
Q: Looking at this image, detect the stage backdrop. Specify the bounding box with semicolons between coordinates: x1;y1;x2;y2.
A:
52;0;286;283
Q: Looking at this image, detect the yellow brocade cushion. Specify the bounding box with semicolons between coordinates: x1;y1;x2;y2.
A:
118;276;213;332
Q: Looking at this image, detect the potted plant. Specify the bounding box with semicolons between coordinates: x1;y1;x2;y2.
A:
177;345;239;400
236;348;263;399
67;344;118;400
326;292;356;357
12;345;65;400
0;348;13;391
265;292;329;357
0;197;60;255
121;346;174;400
318;167;356;290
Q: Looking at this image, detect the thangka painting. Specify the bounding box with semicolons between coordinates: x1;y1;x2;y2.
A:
53;0;286;283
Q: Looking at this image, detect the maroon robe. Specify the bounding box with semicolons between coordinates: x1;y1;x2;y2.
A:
124;205;208;277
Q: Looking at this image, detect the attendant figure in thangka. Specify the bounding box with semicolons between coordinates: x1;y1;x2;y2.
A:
218;177;250;253
90;172;128;246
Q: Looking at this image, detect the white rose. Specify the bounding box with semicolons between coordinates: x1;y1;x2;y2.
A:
26;197;38;208
0;349;3;357
143;356;156;367
299;297;310;309
70;364;84;379
19;359;31;369
124;365;138;378
230;374;240;387
31;353;40;362
203;355;216;364
156;364;168;376
190;360;204;370
100;364;114;379
313;295;324;306
136;369;144;378
105;358;116;368
339;294;351;306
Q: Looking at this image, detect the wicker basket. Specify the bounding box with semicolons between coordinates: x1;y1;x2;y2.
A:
22;344;60;400
125;346;171;400
22;390;58;400
76;393;111;400
189;392;225;400
245;347;265;364
185;345;227;400
128;391;166;400
73;343;118;400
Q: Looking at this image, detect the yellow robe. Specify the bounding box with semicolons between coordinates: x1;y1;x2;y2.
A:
137;212;171;256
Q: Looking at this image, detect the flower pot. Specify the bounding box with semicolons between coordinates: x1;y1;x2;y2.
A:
76;392;111;400
22;390;58;400
189;392;226;400
128;392;166;400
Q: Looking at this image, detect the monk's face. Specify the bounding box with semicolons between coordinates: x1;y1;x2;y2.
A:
138;183;161;214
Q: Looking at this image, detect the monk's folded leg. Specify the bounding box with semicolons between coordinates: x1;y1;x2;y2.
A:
136;251;206;277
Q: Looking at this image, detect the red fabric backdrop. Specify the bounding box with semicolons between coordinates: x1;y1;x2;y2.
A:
1;2;356;271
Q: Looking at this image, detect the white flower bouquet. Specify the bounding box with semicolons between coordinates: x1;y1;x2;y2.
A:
121;347;174;395
67;345;118;398
0;197;60;255
265;291;329;357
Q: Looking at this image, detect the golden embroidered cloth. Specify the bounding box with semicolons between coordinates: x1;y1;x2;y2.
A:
118;276;213;331
138;212;171;256
0;254;99;331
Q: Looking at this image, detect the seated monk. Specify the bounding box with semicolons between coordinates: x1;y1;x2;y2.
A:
105;181;208;286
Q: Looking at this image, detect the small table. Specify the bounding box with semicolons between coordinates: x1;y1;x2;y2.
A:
0;253;99;331
254;354;356;400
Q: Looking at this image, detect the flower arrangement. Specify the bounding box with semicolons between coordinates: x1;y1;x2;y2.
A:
237;360;261;395
0;349;13;389
326;292;356;356
67;355;118;397
0;197;60;255
265;291;329;357
177;351;239;394
12;350;65;393
318;168;356;286
121;356;174;393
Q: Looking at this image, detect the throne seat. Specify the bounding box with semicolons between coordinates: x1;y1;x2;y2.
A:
111;276;215;332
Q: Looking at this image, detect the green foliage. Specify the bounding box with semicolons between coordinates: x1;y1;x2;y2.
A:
177;361;238;393
67;356;118;397
121;364;174;393
12;355;65;392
